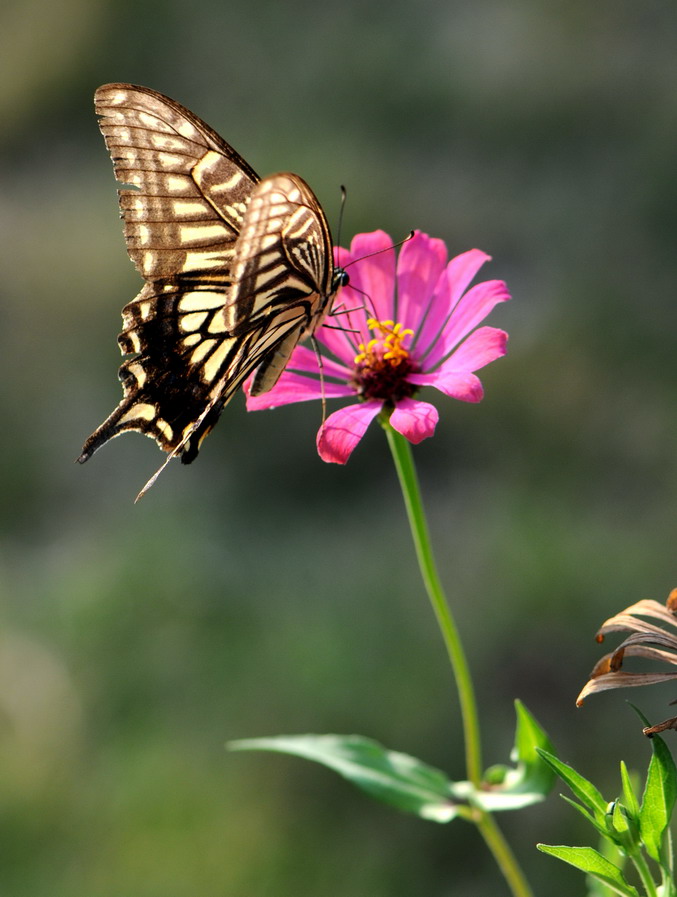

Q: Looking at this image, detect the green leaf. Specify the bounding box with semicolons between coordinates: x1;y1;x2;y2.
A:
639;733;677;862
561;795;609;839
627;702;651;728
610;801;630;836
228;734;459;822
585;836;627;897
453;700;556;811
537;750;608;819
536;845;639;897
619;761;640;821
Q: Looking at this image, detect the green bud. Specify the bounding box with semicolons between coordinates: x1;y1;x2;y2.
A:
604;799;640;854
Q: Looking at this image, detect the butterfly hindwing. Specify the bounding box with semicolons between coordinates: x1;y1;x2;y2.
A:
80;282;245;463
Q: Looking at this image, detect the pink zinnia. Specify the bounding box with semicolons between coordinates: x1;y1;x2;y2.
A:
246;230;511;464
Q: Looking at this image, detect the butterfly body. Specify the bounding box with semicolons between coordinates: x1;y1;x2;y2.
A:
78;83;342;476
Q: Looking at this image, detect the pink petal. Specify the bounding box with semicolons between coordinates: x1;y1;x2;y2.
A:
282;344;353;380
408;370;485;403
396;231;447;325
389;398;439;443
316;400;383;464
439;326;508;373
246;370;353;410
414;249;492;356
423;279;511;368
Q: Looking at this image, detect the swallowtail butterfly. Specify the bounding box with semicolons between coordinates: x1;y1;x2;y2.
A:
78;83;346;496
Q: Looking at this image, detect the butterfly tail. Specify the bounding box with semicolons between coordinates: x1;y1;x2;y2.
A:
77;392;180;464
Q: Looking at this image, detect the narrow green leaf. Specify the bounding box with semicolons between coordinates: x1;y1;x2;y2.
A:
639;734;677;862
537;750;608;818
561;795;609;839
627;703;651;728
536;845;639;897
452;700;556;811
611;801;630;836
512;700;557;793
228;734;459;822
619;761;640;820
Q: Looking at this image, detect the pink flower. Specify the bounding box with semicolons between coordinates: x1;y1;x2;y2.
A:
246;230;511;464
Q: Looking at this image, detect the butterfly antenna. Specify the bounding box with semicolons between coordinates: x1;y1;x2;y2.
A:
336;185;347;251
341;230;414;274
332;231;415;323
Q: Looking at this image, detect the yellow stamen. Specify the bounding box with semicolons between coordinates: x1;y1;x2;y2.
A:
354;317;413;367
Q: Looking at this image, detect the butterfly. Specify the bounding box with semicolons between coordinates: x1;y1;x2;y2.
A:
78;83;347;497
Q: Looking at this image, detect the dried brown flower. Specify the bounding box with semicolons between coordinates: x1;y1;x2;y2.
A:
577;589;677;736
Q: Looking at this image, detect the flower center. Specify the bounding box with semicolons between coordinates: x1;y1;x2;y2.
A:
351;318;418;403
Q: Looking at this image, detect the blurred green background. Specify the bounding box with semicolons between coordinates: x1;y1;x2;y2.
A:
2;0;677;894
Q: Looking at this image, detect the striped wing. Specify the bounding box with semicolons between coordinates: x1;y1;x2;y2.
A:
95;82;258;279
79;83;261;465
78;85;342;490
227;173;337;395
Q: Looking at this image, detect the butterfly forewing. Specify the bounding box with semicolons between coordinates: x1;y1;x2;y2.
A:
79;84;341;491
95;83;258;279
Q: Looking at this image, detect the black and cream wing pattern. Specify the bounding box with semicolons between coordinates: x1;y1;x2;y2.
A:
78;83;343;489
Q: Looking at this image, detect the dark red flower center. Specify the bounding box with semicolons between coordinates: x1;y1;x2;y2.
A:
350;318;418;403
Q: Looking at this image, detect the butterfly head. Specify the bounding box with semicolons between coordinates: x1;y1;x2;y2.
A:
334;268;350;291
306;266;349;337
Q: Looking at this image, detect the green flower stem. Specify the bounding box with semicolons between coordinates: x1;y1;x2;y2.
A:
384;422;533;897
384;422;482;783
631;854;658;897
661;830;676;897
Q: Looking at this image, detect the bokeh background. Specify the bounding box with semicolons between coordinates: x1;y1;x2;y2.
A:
2;0;677;894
